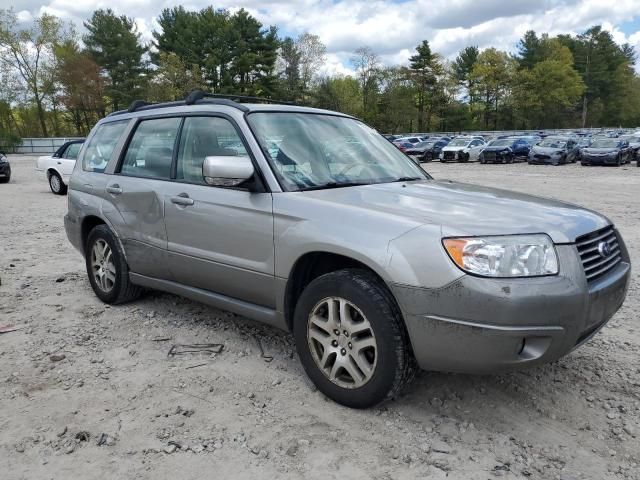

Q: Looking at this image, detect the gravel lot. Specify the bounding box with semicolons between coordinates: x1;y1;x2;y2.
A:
1;156;638;480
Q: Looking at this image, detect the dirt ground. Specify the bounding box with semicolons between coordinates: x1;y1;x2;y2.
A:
0;155;638;480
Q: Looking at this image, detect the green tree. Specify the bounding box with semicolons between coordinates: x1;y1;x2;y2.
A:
276;37;302;101
470;48;515;129
148;52;206;103
408;40;442;131
0;9;65;136
312;76;362;117
54;39;106;134
84;9;148;110
452;46;478;106
513;41;584;128
352;46;380;123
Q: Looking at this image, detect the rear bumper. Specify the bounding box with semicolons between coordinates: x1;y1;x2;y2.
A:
392;243;631;373
64;213;83;254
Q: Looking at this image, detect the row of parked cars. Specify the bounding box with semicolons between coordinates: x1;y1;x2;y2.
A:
386;132;640;166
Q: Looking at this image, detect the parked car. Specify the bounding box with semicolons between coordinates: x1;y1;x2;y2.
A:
439;136;485;162
36;139;85;194
528;136;579;165
580;138;632;166
619;134;640;161
65;92;630;408
479;137;531;164
393;141;415;153
0;152;10;183
405;138;449;163
393;136;422;147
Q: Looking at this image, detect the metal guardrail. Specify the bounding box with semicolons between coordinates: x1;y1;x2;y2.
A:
0;137;84;155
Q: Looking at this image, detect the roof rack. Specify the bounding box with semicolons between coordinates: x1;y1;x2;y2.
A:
184;90;295;107
107;90;295;117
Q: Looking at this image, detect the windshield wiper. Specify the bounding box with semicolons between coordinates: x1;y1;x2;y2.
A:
298;181;371;191
392;176;423;182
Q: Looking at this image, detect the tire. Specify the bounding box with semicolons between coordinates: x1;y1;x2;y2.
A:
479;157;486;164
293;269;415;408
85;224;142;304
507;154;514;164
462;152;470;163
49;171;67;195
0;177;9;183
581;162;589;166
616;155;621;167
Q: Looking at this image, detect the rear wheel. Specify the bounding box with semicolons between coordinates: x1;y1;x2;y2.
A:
293;269;415;408
49;171;67;195
85;225;142;304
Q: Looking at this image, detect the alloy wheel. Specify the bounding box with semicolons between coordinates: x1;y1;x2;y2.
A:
91;239;116;293
307;296;378;389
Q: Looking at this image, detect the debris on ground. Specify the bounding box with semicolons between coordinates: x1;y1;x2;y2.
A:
167;343;224;357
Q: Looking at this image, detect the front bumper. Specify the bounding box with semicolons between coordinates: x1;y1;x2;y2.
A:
392;242;631;373
0;162;11;178
529;154;563;164
582;155;618;165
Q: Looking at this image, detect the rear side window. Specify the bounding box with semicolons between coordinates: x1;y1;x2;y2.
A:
82;121;128;172
176;117;248;185
64;142;82;160
120;117;181;179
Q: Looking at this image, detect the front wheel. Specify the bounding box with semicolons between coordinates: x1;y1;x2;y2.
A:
85;225;142;304
293;269;415;408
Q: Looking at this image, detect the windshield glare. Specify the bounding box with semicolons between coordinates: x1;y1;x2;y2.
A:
590;138;619;148
539;138;566;148
247;113;428;191
449;138;470;146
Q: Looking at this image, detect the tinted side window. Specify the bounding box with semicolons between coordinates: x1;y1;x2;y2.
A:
82;121;128;172
120;117;181;179
176;117;248;185
64;142;82;160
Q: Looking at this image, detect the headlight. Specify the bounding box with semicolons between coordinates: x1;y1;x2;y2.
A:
443;234;558;277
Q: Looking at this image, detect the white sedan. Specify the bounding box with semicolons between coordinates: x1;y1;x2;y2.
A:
35;140;84;194
439;136;486;162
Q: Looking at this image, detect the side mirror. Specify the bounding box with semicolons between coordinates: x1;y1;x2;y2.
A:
203;155;254;187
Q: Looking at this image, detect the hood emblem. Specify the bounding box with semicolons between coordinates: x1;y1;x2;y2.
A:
597;241;612;258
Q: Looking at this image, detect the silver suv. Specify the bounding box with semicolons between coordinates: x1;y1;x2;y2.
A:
65;92;631;408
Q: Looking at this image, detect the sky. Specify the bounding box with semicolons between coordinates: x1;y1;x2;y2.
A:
8;0;640;74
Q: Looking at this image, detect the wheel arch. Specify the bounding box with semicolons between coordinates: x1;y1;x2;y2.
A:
283;251;401;332
46;167;63;181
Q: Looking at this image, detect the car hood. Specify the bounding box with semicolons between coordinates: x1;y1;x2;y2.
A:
300;180;609;243
441;145;468;151
482;146;512;152
531;146;565;154
582;148;618;154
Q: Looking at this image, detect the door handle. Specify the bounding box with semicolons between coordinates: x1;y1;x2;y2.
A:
170;193;194;206
106;184;122;195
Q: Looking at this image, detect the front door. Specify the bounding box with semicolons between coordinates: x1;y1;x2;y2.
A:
162;116;275;308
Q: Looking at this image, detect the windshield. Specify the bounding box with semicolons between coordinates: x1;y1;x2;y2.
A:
621;135;640;143
448;138;470;147
538;138;566;148
590;138;620;148
247;113;428;191
488;139;512;147
414;141;430;148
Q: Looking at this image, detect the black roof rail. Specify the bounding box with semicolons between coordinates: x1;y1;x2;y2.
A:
106;90;294;117
185;90;295;107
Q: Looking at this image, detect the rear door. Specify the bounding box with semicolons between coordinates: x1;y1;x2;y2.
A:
103;116;182;279
162;115;275;308
60;142;82;178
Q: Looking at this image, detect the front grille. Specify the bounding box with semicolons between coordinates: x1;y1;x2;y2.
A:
484;152;496;161
443;151;456;160
576;226;622;282
534;154;550;160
